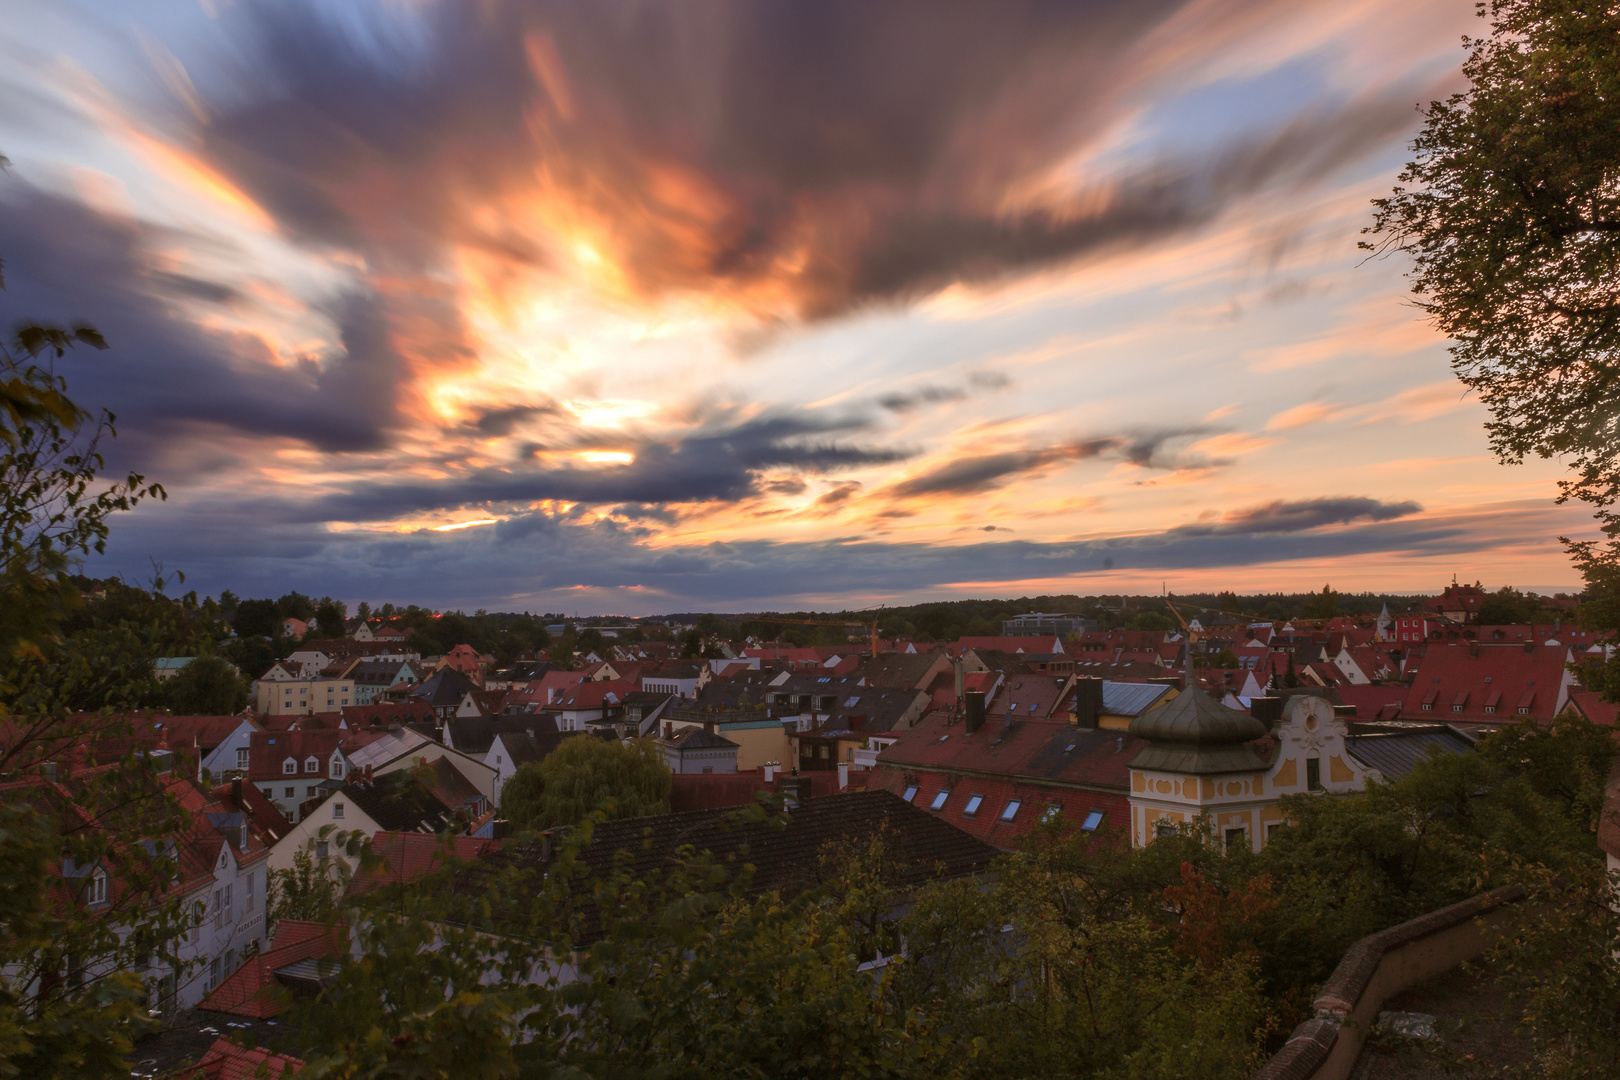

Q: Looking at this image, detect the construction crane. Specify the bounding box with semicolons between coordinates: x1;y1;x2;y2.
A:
744;616;882;659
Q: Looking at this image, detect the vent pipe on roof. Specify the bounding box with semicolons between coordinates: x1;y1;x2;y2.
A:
964;690;986;735
1074;677;1103;730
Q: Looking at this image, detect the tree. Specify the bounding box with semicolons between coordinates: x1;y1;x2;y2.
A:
267;847;343;927
0;216;187;1077
164;655;247;716
499;737;670;831
1365;0;1620;516
1478;585;1539;625
1300;584;1338;621
232;597;279;639
1125;610;1175;632
312;597;346;636
276;591;315;621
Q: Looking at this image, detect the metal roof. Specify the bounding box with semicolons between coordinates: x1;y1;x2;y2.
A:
1100;681;1172;717
346;727;431;771
1345;727;1474;780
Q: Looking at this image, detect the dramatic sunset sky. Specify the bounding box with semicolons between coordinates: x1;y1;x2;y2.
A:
0;0;1590;612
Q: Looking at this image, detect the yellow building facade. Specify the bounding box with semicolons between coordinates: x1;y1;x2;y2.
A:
1127;691;1370;853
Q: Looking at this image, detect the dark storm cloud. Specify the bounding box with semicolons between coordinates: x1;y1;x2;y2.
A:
186;0;1425;318
93;495;1557;610
886;428;1210;499
0;186;409;469
1176;497;1423;536
287;412;910;521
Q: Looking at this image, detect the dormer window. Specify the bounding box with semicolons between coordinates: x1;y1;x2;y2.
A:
304;756;319;774
88;870;107;906
283;759;297;775
330;758;344;779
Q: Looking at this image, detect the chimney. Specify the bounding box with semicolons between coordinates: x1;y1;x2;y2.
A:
232;777;242;805
1523;641;1535;654
953;659;965;705
41;761;57;783
763;763;776;784
964;690;986;735
837;762;849;790
1074;677;1103;730
1249;696;1282;731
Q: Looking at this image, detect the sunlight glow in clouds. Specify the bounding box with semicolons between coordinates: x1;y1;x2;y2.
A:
0;0;1585;611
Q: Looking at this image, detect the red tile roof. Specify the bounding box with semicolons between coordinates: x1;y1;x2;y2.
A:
347;831;499;896
549;678;636;711
1401;643;1574;722
866;767;1129;851
246;730;348;782
1565;689;1619;726
168;1037;303;1079
199;920;345;1019
875;709;1142;794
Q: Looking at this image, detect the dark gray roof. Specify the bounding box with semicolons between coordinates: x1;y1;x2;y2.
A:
411;667;479;708
1345;726;1475;779
342;771;457;833
660;727;739;751
447;714;558;756
499;730;582;768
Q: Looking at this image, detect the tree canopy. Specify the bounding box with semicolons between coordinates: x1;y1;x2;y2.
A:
1365;0;1620;516
499;736;671;831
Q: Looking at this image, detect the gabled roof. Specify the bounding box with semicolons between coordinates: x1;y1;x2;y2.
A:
341;770;459;833
410;666;480;707
877;709;1140;791
549;678;636;711
344;728;433;773
168;1037;303;1079
494;729;582;769
246;729;347;782
199;920;345;1019
660;727;739;751
1401;643;1573;722
447;714;556;756
347;831;499;896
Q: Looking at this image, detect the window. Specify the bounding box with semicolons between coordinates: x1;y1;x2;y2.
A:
315;841;329;859
332;802;345;819
236;747;249;770
331;759;344;779
1267;822;1286;839
262;787;273;799
306;785;317;798
207;956;221;992
1421;703;1432;711
1451;704;1463;713
1154;821;1174;839
88;870;107;905
223;883;232;915
245;871;254;902
963;794;984;816
1484;706;1496;714
1517;706;1529;715
304;756;319;774
1000;800;1021;822
902;785;918;803
1306;757;1322;791
1224;827;1248;852
1081;809;1105;832
284;786;295;799
283;759;297;775
929;789;950;811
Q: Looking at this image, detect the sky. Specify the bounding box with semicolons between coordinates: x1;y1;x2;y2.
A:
0;0;1592;614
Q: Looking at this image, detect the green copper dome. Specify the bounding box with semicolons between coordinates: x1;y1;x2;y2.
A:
1127;690;1269;775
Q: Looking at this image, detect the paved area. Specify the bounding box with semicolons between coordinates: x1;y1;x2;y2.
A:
1351;962;1529;1079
